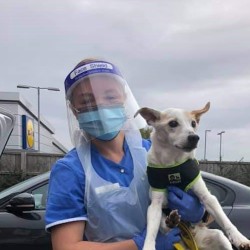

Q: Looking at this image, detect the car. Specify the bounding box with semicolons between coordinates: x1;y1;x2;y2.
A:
0;107;15;156
0;172;51;250
0;108;250;249
0;107;52;250
0;170;250;250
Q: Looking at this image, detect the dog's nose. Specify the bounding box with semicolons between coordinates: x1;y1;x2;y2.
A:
188;134;200;145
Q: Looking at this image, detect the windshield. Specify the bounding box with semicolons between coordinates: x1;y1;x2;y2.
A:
0;108;15;157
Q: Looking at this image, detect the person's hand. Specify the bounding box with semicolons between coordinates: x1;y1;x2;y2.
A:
133;226;181;250
156;228;181;250
167;186;204;223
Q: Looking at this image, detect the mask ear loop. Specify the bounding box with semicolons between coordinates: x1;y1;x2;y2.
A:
71;105;80;115
68;101;80;117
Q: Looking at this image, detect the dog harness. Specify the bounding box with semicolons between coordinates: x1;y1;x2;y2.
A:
148;159;202;250
147;159;201;191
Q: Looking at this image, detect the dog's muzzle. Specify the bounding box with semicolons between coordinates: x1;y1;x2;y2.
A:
179;134;200;152
186;134;200;149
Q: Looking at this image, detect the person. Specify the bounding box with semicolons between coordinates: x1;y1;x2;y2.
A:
45;58;205;250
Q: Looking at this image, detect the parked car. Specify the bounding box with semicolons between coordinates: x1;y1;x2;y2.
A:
0;172;51;250
0;107;15;157
0;108;250;249
0;170;250;249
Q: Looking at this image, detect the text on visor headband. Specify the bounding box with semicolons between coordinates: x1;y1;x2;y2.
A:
64;61;124;98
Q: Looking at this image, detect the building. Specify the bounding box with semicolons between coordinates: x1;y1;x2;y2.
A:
0;92;68;154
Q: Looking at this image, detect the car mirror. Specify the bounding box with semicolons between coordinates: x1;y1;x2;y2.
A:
6;193;35;213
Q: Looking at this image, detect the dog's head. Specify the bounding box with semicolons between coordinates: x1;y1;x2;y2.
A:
135;102;210;153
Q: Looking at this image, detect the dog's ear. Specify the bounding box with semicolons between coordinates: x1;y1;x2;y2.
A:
191;102;210;123
134;107;161;126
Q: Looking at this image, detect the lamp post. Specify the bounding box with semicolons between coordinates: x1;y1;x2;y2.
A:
217;131;225;162
204;129;211;160
17;84;60;152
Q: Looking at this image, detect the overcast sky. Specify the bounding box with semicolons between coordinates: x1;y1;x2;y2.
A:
1;0;250;162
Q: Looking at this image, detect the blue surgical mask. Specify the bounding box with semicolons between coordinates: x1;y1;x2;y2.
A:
77;106;126;141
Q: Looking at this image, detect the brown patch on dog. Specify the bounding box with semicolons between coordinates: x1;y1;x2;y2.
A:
239;243;250;250
191;102;210;123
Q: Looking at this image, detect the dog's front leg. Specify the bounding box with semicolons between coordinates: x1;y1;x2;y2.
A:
192;178;250;249
143;190;165;250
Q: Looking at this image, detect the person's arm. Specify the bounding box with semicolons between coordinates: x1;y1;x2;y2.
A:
51;221;137;250
51;220;181;250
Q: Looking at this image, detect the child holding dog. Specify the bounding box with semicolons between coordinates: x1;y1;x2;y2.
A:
45;58;205;250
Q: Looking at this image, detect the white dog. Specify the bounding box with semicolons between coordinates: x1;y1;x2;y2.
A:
135;102;250;250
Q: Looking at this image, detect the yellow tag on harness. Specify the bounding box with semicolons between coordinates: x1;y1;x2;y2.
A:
173;222;199;250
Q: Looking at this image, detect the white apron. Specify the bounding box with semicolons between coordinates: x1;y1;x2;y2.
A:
77;130;150;242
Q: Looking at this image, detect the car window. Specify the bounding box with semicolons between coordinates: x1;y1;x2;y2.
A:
205;180;228;205
31;184;48;210
0;172;50;200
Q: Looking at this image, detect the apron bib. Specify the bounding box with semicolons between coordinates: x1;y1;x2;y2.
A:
77;130;150;242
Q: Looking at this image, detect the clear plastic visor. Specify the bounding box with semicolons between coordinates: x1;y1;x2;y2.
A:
70;75;125;113
66;73;146;145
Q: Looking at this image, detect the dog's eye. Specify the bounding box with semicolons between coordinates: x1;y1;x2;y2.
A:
191;120;196;128
169;121;178;128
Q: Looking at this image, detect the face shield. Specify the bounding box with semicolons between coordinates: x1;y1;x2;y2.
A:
64;60;146;146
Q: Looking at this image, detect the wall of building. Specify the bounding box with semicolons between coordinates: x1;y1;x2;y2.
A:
0;92;67;154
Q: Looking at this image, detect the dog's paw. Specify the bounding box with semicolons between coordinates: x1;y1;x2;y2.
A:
165;209;181;228
227;228;250;250
238;241;250;250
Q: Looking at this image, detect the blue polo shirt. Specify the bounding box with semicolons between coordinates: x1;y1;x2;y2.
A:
45;139;151;231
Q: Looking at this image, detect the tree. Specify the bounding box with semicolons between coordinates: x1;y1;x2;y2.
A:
140;127;152;139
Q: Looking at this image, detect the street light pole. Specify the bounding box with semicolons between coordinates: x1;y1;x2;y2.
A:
38;87;40;152
17;84;60;152
204;129;211;160
217;131;225;162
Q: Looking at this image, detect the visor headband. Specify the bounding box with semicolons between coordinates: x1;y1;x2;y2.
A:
64;61;123;97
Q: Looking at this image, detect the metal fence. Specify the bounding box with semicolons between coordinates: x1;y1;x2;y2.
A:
0;151;250;190
0;150;64;190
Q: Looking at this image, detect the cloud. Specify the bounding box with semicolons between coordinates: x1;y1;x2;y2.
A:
1;0;250;161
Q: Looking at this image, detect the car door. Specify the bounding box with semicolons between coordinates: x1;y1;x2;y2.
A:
0;182;52;250
204;178;235;228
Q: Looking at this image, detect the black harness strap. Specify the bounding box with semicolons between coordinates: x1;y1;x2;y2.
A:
147;159;200;191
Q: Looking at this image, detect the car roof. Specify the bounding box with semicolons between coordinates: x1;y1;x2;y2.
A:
202;170;250;190
0;107;15;157
202;170;250;204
